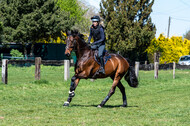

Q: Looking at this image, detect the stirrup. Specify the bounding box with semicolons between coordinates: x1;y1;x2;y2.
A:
99;67;105;74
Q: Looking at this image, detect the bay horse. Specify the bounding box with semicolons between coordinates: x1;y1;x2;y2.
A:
64;31;138;108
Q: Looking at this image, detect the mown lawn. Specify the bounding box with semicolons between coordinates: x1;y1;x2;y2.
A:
0;65;190;126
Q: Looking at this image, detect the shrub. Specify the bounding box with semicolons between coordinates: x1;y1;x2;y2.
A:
10;49;24;58
147;34;190;63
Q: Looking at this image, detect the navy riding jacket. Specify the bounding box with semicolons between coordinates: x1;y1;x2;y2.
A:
88;25;105;48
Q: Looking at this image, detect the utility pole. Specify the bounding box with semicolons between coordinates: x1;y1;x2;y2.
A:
167;16;171;38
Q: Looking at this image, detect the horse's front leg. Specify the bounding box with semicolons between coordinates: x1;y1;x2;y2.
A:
63;76;80;106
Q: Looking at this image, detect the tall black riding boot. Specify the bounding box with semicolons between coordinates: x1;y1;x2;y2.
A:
99;56;105;74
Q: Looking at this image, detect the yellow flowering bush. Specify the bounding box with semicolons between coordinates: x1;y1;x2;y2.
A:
36;36;66;44
36;32;91;44
36;31;67;44
147;34;190;64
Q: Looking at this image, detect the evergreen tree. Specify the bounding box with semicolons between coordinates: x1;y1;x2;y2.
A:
0;22;3;43
0;0;74;55
100;0;156;61
184;30;190;40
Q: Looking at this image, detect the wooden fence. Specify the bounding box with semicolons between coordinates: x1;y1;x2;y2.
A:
139;63;190;70
133;62;179;80
0;59;74;66
1;57;71;84
1;58;190;84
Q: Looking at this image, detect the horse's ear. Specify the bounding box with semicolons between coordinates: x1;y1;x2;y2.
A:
71;29;79;37
78;34;84;39
66;31;71;36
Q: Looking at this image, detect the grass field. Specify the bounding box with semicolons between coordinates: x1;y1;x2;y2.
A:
0;65;190;126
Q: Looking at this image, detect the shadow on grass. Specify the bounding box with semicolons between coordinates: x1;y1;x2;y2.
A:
69;104;138;108
32;79;50;85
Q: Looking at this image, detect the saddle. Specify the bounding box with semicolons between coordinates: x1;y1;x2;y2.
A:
91;50;111;79
94;50;111;66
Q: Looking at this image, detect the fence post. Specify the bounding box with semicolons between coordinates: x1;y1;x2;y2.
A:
145;61;147;65
64;60;70;81
70;59;74;66
145;61;148;70
35;57;41;80
154;62;159;79
135;62;140;78
154;53;157;62
173;62;176;79
2;59;8;84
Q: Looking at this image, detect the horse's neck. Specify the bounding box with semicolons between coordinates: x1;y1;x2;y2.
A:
75;38;92;60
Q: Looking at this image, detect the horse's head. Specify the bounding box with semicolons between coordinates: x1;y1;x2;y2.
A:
65;31;77;57
65;30;89;57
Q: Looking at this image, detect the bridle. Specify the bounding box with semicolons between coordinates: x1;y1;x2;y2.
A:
65;35;77;51
65;35;90;51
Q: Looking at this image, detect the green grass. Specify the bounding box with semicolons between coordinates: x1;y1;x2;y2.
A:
0;65;190;126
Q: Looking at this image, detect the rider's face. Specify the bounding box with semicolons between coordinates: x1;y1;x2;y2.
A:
93;21;98;27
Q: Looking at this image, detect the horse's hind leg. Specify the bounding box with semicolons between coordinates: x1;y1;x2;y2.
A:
117;81;127;107
111;76;127;107
98;84;117;108
63;76;80;106
110;75;127;107
98;76;120;108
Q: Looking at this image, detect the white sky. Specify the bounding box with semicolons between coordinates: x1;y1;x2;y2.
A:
86;0;190;38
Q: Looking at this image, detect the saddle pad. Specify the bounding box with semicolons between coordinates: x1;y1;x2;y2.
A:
94;50;111;65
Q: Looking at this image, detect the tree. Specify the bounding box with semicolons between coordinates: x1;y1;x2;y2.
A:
100;0;156;61
0;22;3;43
184;30;190;40
57;0;96;33
71;0;98;33
0;0;74;56
57;0;85;22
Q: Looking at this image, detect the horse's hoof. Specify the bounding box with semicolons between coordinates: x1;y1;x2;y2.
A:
63;101;70;107
120;104;127;107
97;105;102;108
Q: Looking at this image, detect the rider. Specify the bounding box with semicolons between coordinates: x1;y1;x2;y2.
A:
88;15;106;74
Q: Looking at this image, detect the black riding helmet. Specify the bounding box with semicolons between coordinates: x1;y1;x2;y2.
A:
91;16;100;22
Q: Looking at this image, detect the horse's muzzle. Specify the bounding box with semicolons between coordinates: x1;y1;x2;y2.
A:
65;53;70;57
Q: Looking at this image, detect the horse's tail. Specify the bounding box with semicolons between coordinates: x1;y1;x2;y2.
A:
124;59;138;88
